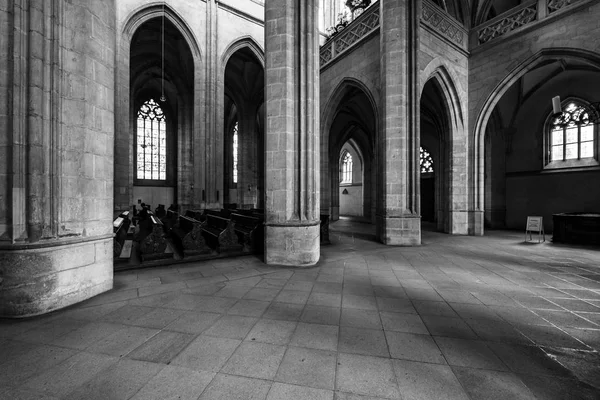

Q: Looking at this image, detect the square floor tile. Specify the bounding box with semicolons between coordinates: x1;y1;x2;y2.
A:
386;331;445;364
0;344;77;386
164;311;222;334
199;374;271;400
465;319;532;344
453;367;536;400
284;280;315;292
275;347;337;390
263;302;305;321
228;300;270;317
342;295;377;310
336;353;399;399
130;365;215;400
338;327;389;357
375;297;416;313
129;308;186;329
49;322;125;350
63;358;164;400
313;282;343;294
126;331;195;363
267;382;333;400
487;343;573;377
422;316;477;339
380;312;428;334
203;315;258;339
86;325;160;357
340;309;382;329
301;306;341;325
290;323;339;351
215;285;253;299
434;337;507;370
393;359;469;400
308;292;342;308
171;334;241;372
244;288;281;301
245;319;297;345
413;300;458;317
275;290;310;305
222;341;286;380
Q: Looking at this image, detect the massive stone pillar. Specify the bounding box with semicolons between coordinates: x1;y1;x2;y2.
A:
264;0;320;266
0;0;116;317
376;0;421;245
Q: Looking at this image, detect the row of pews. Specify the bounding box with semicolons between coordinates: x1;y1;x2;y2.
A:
113;206;330;268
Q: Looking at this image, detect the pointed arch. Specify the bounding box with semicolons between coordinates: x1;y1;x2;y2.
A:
221;36;265;68
471;47;600;227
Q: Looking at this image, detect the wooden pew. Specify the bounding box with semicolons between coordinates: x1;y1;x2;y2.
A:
113;214;130;257
171;214;211;256
230;213;263;252
201;214;242;253
139;215;169;260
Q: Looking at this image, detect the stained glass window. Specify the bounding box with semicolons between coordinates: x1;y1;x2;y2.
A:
233;122;239;184
550;101;595;162
341;152;353;184
136;99;166;180
420;147;434;173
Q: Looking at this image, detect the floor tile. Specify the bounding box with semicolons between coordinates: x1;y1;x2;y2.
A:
203;315;258;339
342;295;378;310
380;312;428;334
267;382;333;400
308;292;342;308
393;359;469;400
164;311;222;334
244;288;281;301
336;353;400;399
290;322;339;351
63;358;164;400
284;280;315;292
413;300;458;317
0;344;77;386
129;307;186;329
338;327;389;357
171;335;241;372
453;367;536;400
214;285;253;299
198;374;271;400
487;343;573;377
86;325;160;357
275;290;310;305
434;337;507;370
386;331;446;364
340;308;382;329
130;365;215;400
245;319;298;345
126;330;195;363
275;347;337;390
301;306;341;325
228;299;270;317
422;316;478;339
221;341;286;379
263;302;305;321
22;352;118;398
49;322;125;350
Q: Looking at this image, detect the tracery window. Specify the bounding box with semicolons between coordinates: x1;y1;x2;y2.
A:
548;101;596;165
420;147;434;173
341;151;353;184
136;99;166;180
233;121;239;184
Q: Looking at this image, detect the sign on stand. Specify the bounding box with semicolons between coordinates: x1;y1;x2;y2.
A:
525;216;545;243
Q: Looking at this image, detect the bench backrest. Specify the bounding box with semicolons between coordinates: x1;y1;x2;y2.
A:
206;214;230;230
231;213;260;228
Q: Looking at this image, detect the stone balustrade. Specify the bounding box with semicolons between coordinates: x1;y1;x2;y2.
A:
421;0;468;51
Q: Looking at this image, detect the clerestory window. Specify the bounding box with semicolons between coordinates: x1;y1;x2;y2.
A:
233;121;239;184
136;99;167;181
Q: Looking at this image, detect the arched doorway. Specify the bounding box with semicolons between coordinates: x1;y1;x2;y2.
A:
326;84;376;224
223;47;265;209
117;13;196;212
420;78;451;232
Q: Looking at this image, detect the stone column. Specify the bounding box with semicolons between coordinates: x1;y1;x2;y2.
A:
264;0;320;266
377;0;421;245
238;102;259;208
0;0;116;317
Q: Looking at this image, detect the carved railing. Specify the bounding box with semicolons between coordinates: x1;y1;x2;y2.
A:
548;0;582;13
320;1;380;68
476;0;538;45
421;0;468;51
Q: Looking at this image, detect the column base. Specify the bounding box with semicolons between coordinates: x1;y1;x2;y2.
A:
448;210;470;235
469;210;485;236
0;236;114;318
376;214;421;245
265;222;320;266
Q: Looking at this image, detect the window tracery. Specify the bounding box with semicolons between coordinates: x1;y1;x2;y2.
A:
136;99;167;180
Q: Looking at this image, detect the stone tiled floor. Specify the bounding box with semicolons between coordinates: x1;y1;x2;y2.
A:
2;221;600;399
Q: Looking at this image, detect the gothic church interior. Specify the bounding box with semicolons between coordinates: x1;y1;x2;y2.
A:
1;0;600;398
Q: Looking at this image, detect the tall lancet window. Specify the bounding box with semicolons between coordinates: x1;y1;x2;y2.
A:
341;151;353;184
420;147;434;173
233;121;239;184
136;99;167;180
